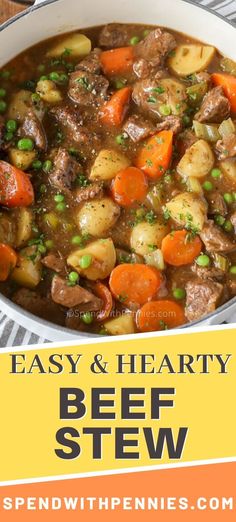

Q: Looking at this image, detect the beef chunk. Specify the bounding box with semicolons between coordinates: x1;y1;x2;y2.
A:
132;79;162;118
177;129;198;155
133;59;152;79
76;48;102;75
191;263;225;281
18;110;47;150
68;70;109;106
123;115;155;142
13;288;65;325
185;278;224;322
50;105;99;148
42;254;66;274
200;220;236;253
215;133;236;160
50;105;90;145
49;148;79;191
227;278;236;296
155;115;183;135
51;275;102;310
207;192;228;216
74;182;104;203
195;87;230;123
195;71;211;84
231;212;236;233
98;24;129;48
135;28;176;67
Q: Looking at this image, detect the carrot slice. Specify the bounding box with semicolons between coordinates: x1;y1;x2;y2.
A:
100;87;132;126
137;300;186;332
0;160;34;208
100;47;135;76
93;282;113;322
135;130;173;179
212;73;236;112
109;264;162;306
0;243;17;281
162;230;202;267
111;166;148;207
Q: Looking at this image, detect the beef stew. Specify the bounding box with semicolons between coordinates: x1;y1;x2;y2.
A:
0;23;236;335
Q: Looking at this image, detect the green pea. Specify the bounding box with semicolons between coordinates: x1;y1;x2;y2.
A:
136;208;146;219
215;215;226;226
211;168;222;179
82;312;93;325
0;100;7;113
130;36;140;46
54;194;65;203
203;181;213;192
68;271;79;284
59;73;68;83
99;328;108;336
49;71;60;82
79;254;92;269
182;114;191;126
32;160;43;170
224;193;234;205
230;266;236;275
143;29;150;37
39;184;47;194
115;79;126;90
224;220;233;233
173;288;186;300
38;64;46;73
43;160;52;173
45;240;54;250
4;132;13;142
31;93;41;104
38;244;47;254
1;71;10;79
159;104;171;116
71;235;83;246
17;138;34;151
116;134;127;145
40;75;48;81
196;254;211;267
6;119;17;133
56;202;66;212
0;88;6;98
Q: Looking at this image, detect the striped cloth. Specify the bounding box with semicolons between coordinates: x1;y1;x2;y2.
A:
0;0;235;347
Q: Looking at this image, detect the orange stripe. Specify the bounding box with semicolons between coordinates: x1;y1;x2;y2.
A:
0;463;235;521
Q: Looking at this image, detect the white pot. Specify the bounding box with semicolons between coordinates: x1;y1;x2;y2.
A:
0;0;236;340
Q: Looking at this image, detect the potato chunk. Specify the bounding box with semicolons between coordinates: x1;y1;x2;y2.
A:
169;44;215;76
8;148;37;171
16;208;33;247
8;90;44;122
165;192;207;231
177;139;215;179
131;221;169;256
220;159;236;187
0;212;16;246
67;238;116;281
11;246;42;289
75;198;120;237
90;149;131;181
36;80;62;104
46;34;91;58
104;314;135;336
